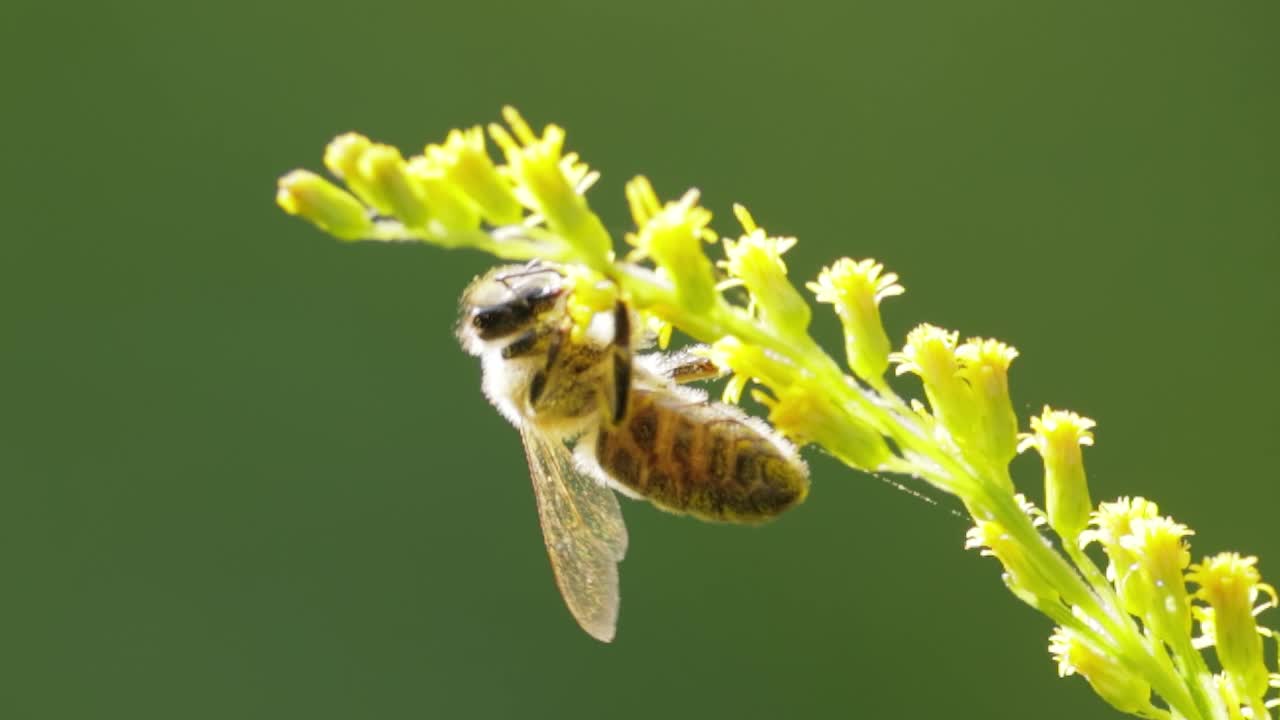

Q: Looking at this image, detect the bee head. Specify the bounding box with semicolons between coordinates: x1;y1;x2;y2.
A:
457;264;567;355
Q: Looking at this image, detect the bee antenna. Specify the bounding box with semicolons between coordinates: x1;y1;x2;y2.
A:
494;264;565;293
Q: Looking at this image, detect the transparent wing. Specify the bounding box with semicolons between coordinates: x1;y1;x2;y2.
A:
520;427;628;642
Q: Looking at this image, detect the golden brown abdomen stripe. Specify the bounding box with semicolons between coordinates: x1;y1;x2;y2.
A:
594;390;807;523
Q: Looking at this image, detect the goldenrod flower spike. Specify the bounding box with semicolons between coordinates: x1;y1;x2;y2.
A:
1018;407;1093;544
275;170;374;241
807;258;902;384
1189;553;1277;703
719;205;811;338
1050;627;1161;718
488;106;611;269
277;109;1280;720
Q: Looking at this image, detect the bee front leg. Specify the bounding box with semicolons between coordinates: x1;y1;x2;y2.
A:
608;302;632;425
527;327;564;411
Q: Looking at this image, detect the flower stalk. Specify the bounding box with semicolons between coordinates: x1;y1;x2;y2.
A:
277;107;1277;720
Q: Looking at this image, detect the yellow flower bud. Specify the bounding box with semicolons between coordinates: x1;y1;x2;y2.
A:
405;156;481;233
1120;515;1195;642
966;512;1061;606
561;265;619;345
1081;497;1161;618
705;337;797;402
1188;553;1277;700
624;178;719;313
752;386;894;473
489;106;611;268
892;325;999;478
956;338;1019;467
358;144;431;228
720;205;811;337
1049;627;1154;716
1018;407;1093;544
322;132;394;216
807;258;902;382
425;126;523;226
275;170;373;241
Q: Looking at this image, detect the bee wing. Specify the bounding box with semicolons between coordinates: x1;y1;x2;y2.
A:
520;427;628;642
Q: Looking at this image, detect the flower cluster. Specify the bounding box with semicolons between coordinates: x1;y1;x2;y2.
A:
277;108;1278;720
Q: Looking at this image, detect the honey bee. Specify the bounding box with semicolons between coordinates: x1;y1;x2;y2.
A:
456;263;809;641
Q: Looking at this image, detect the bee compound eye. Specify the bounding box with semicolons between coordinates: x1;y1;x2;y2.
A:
470;302;530;339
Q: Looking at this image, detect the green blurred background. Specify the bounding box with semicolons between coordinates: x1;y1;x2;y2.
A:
3;1;1277;718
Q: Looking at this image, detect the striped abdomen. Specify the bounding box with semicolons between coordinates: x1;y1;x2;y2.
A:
592;389;808;524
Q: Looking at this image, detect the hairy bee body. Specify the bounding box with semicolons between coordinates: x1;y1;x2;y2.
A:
458;264;808;522
456;263;808;639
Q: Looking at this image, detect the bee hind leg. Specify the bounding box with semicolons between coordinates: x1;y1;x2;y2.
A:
643;346;726;385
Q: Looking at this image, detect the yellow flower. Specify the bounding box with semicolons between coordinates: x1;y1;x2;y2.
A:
1018;407;1094;544
807;258;902;382
276;170;374;241
704;336;795;405
956;338;1020;469
561;265;619;345
966;503;1060;606
892;325;993;475
1081;497;1161;618
718;205;811;338
424;126;523;226
891;323;959;385
322;132;400;218
404;155;481;233
358;143;432;228
1120;515;1195;641
752;386;893;473
489;106;611;269
624;177;719;313
1049;627;1154;716
1188;553;1277;700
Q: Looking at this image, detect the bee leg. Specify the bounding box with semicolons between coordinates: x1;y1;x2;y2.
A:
643;346;725;385
501;328;545;359
666;356;723;385
528;326;564;410
608;301;632;425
